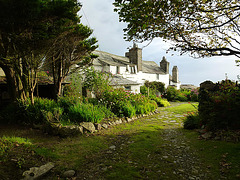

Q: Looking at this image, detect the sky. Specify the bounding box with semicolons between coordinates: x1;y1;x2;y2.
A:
78;0;240;87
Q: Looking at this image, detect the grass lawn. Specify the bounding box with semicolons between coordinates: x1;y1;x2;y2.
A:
0;103;239;179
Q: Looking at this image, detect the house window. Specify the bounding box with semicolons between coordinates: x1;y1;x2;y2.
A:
125;86;131;91
130;66;136;74
156;74;159;80
116;66;120;74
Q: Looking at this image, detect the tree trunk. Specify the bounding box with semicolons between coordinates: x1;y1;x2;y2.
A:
1;65;24;102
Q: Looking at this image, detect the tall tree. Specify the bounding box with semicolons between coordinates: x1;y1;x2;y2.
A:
45;23;98;99
0;0;86;103
113;0;240;58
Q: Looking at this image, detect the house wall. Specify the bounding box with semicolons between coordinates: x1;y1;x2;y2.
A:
110;66;117;74
123;71;169;88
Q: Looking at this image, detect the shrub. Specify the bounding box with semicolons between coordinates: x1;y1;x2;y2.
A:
184;112;200;129
144;81;165;94
165;86;178;101
68;103;105;123
135;104;145;115
199;80;240;130
175;94;188;102
158;99;171;107
58;96;81;113
140;85;155;96
97;104;116;119
121;102;136;118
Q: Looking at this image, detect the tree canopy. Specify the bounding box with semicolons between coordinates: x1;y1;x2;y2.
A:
113;0;240;58
0;0;97;102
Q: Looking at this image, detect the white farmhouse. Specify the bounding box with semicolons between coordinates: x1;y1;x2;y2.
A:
92;44;181;93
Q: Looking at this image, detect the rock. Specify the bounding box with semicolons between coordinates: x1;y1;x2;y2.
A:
126;117;132;122
115;119;122;125
122;120;127;123
102;124;108;129
163;156;168;159
59;125;83;137
170;120;176;123
109;145;116;150
80;122;96;133
111;121;116;126
94;123;102;130
201;132;212;139
22;162;54;180
62;170;75;178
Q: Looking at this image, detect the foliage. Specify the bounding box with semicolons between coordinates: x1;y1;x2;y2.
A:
68;103;106;123
120;102;136;118
141;85;170;107
82;67;111;94
144;81;165;94
140;85;155;97
199;80;240;130
63;73;83;97
57;96;82;114
184;112;200;130
165;86;178;101
164;87;199;102
158;98;171;107
45;23;98;99
0;0;84;102
0;0;98;102
83;69;157;117
114;0;240;58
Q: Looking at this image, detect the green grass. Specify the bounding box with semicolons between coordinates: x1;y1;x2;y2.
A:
52;135;108;171
0;102;239;179
184;130;240;179
165;103;198;114
0;136;32;145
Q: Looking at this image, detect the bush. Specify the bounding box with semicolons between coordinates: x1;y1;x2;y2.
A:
135;104;145;115
68;103;105;123
175;94;188;102
57;96;81;114
158;99;171;107
184;112;200;129
121;102;136;118
165;86;178;101
199;80;240;130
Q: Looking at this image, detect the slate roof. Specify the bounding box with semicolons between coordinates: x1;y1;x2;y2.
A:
93;50;167;75
110;76;140;86
142;61;165;74
93;50;131;66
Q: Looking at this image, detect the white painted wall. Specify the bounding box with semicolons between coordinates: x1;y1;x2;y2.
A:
93;63;178;93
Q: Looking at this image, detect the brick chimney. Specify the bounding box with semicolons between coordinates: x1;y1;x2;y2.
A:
172;66;179;83
127;43;142;72
160;56;169;74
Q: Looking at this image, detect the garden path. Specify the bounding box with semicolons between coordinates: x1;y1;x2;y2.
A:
75;103;212;179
